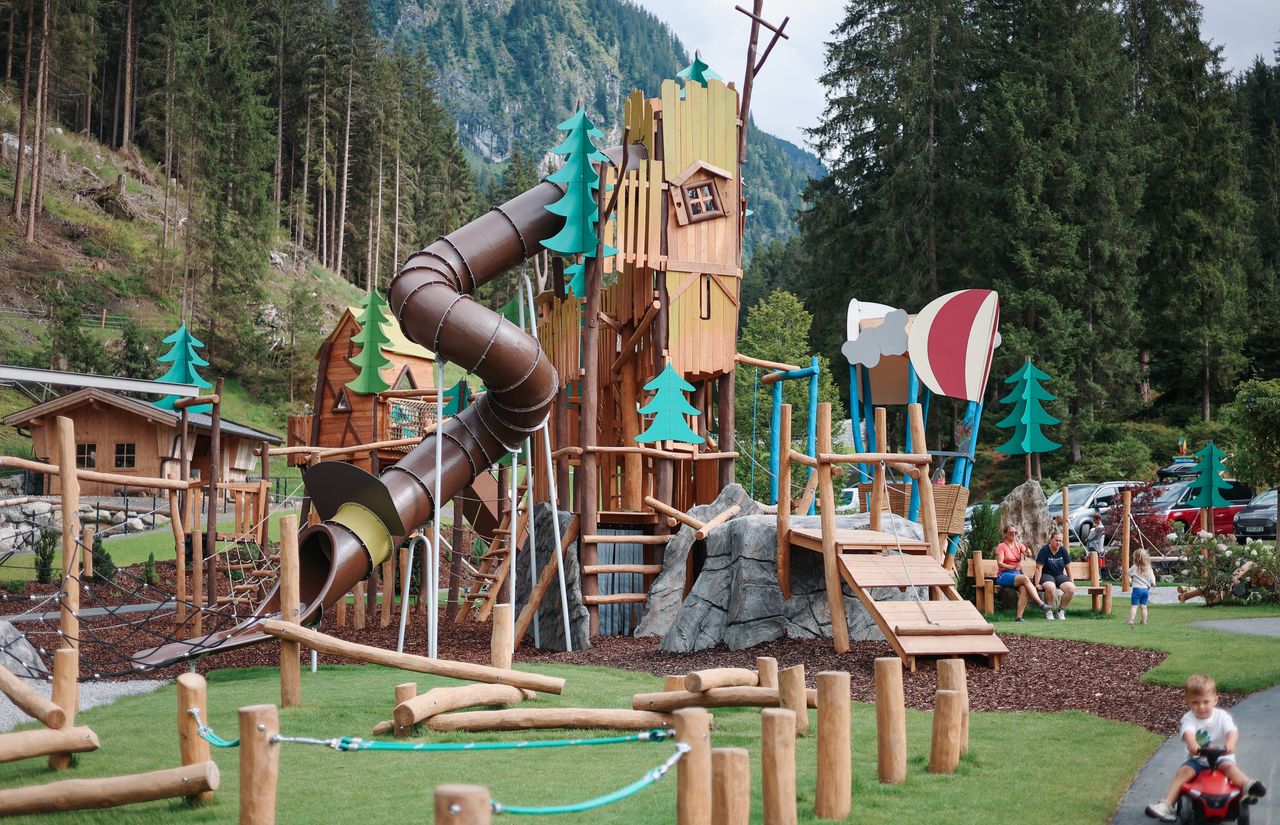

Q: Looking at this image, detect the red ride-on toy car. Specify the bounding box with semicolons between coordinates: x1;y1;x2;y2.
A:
1176;747;1256;824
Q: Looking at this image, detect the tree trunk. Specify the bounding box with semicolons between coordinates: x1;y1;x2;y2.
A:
318;71;327;263
120;0;133;148
10;0;33;221
392;148;400;271
335;60;353;278
298;98;311;251
1138;348;1151;404
374;141;383;290
273;0;284;227
110;24;122;147
1202;356;1211;422
4;0;14;80
365;185;374;291
24;0;47;244
160;42;174;289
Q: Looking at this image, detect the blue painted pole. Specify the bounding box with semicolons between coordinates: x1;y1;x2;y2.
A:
849;364;867;487
861;366;876;451
906;366;921;522
769;378;783;504
750;368;759;499
807;356;819;515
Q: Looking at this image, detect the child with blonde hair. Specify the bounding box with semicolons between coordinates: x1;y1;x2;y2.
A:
1128;547;1156;626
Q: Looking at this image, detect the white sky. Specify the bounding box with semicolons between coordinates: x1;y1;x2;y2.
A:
635;0;1280;150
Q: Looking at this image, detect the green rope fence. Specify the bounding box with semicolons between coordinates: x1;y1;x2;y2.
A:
491;742;689;816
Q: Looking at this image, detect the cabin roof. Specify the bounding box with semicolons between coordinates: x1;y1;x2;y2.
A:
319;307;436;361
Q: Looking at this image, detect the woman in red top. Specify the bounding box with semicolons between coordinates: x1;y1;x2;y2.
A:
994;525;1053;621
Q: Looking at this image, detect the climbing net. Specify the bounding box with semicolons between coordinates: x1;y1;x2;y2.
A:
191;708;687;816
0;480;305;681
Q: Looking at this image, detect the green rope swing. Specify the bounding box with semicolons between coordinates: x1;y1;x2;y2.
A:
492;743;689;816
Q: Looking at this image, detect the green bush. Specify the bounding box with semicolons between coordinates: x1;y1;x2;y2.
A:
958;502;1003;599
1;579;27;594
92;535;117;584
32;529;59;585
1178;532;1248;605
142;552;158;586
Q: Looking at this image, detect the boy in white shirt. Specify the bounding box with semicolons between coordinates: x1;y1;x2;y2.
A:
1146;674;1266;821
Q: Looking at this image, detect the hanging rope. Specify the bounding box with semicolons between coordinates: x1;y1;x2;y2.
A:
491;743;688;816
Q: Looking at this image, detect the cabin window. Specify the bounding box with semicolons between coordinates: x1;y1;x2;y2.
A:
114;443;137;469
334;388;352;412
699;274;712;320
75;443;96;469
684;181;723;223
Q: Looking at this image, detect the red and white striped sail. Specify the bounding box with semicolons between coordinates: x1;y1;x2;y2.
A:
906;290;1000;403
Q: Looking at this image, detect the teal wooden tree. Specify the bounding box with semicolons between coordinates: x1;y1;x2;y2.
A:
635;363;704;445
543;108;616;296
1187;441;1231;509
678;51;723;89
346;291;393;395
152;323;212;412
994;359;1061;467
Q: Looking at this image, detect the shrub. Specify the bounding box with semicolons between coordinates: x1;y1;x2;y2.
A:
1178;532;1249;605
32;529;59;585
92;535;117;584
957;502;1003;600
142;552;158;586
1;579;27;594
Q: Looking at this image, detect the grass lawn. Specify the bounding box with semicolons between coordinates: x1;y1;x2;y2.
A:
993;603;1280;693
0;662;1159;825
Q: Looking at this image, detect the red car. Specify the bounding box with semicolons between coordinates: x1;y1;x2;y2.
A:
1151;479;1256;536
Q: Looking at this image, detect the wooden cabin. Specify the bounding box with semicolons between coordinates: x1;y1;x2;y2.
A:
3;388;282;496
287;305;441;472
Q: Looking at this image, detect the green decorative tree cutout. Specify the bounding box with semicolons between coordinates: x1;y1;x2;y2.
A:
346;290;393;395
994;359;1061;456
678;51;723;89
543;107;616;296
1187;441;1231;509
442;378;471;417
635;363;704;445
152;323;212;412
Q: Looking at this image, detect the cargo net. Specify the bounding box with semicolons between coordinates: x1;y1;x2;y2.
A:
0;480;304;681
386;399;440;448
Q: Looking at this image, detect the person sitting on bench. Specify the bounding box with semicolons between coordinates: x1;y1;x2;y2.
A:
1036;530;1075;620
994;525;1053;621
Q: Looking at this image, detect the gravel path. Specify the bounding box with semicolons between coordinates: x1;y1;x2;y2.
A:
1191;618;1280;638
0;677;167;733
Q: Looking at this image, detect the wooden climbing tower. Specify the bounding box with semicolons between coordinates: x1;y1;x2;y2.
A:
776;401;1007;670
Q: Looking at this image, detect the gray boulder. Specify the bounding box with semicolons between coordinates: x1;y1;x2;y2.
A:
512;504;591;652
999;480;1053;550
0;621;48;678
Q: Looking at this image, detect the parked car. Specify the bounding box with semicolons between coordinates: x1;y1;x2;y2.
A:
1150;478;1255;536
1046;481;1137;542
1233;488;1277;543
1156;457;1199;482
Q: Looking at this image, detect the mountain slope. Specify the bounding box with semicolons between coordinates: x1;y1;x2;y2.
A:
378;0;823;258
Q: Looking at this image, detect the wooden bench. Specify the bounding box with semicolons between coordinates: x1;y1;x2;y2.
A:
968;554;1111;615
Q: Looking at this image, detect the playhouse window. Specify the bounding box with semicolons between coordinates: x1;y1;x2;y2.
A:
684;182;723;222
75;443;96;469
334;388;352;412
114;443;137;469
699;274;712;320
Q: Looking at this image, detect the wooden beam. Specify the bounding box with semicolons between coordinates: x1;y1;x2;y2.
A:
694;505;741;541
610;300;662;373
172;394;219;410
394;684;528;729
0;666;65;728
0;726;98;764
425;708;672;732
0;762;218;815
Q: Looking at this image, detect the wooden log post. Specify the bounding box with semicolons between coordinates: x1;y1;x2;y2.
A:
336;589;348;627
684;668;758;692
80;525;93;583
674;707;712;825
929;689;963;774
874;657;907;785
379;551;395;628
908;403;943;561
778;664;808;736
1103;585;1114;615
776;404;792;599
393;682;417;738
1088;551;1103;612
870;408;888;531
434;784;491;825
166;491;184;626
53;418;81;660
0;762;219;816
205;378;224;608
1121;489;1132;592
664;674;687;691
1061;485;1070;553
756;657;779;690
278;514;301;709
0;726;98;764
711;747;750;825
761;708;797;825
48;648;78;771
239;704;280;825
816;404;850;654
491;603;514;671
353;581;367;629
0;665;65;728
633;686;780;712
814;671;851;820
190;527;204;637
176;672;214;803
936;658;969;755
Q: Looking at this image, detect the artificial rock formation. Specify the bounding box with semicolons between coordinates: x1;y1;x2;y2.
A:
998;480;1053;550
513;504;591;652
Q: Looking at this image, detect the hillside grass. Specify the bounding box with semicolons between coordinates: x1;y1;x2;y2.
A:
0;663;1159;825
993;602;1280;693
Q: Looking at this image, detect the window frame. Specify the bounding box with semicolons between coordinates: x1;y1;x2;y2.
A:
683;180;724;223
114;442;137;469
75;443;96;469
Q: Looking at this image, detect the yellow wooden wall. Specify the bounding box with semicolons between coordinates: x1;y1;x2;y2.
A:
665;270;738;380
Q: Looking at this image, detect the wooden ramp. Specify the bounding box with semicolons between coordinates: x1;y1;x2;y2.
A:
837;554;1008;671
788;526;929;556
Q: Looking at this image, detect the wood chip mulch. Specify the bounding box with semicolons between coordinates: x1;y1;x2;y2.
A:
85;611;1219;736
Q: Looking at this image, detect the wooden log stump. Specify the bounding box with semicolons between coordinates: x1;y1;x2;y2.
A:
684;668;758;693
674;707;712;825
239;705;280;825
664;674;687;691
814;671;851;819
394;682;417;738
779;664;808;736
929;689;963;774
756;657;779;689
48;648;78;771
176;673;214;803
491;603;514;671
278;514;301;709
874;657;907;785
434;784;491;825
936;658;969;755
711;747;750;825
761;708;797;825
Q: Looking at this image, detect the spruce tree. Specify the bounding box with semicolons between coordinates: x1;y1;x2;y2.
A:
1186;441;1230;509
543;107;615;296
153;322;213;412
346;290;393;395
636;363;704;445
994;359;1062;472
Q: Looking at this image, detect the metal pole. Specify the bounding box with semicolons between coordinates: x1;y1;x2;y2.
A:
807;356;819;516
396;535;422;653
430;359;443;659
769;378;783;504
518;276;541;648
